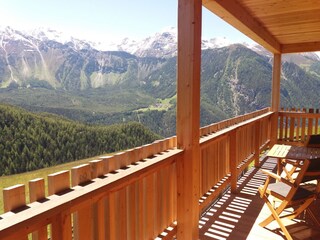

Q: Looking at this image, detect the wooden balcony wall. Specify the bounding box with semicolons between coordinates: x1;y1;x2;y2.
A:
277;108;320;145
199;108;271;211
0;109;273;240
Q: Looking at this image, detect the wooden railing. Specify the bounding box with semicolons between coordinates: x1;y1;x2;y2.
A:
278;108;320;146
0;137;180;240
0;109;273;240
199;108;272;211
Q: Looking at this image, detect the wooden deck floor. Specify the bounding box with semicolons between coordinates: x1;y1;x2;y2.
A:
199;156;320;240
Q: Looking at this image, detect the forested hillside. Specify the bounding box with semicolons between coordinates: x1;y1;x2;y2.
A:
0;104;159;176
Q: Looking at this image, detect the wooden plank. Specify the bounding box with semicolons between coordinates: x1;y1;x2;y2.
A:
316;109;319;134
153;172;160;235
308;109;314;135
119;188;127;240
296;114;301;141
145;174;155;238
301;117;306;142
254;120;261;167
282;41;320;53
127;183;137;240
279;112;284;140
29;178;47;240
71;164;93;240
134;146;143;162
3;184;26;213
96;197;106;240
114;152;127;169
289;116;295;141
2;184;28;239
47;171;72;240
108;192;118;240
141;143;155;160
51;212;72;240
229;130;238;193
99;155;111;173
48;170;70;196
90;160;104;179
137;179;145;239
284;115;289;141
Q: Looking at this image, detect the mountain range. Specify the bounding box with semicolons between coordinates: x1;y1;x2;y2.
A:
1;26;320;137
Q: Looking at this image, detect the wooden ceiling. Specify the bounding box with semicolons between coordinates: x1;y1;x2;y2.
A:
203;0;320;54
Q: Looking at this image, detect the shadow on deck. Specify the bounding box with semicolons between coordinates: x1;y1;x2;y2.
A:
199;156;320;240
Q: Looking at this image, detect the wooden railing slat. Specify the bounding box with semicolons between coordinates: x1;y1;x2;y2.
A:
71;164;93;240
3;184;27;240
29;178;47;240
48;170;72;240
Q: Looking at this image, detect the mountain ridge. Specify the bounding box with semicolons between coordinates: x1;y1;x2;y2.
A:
1;26;320;137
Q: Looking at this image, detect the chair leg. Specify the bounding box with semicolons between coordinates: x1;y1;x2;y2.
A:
262;199;293;240
259;195;287;227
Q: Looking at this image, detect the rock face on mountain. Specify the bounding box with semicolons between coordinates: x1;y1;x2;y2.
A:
0;26;320;136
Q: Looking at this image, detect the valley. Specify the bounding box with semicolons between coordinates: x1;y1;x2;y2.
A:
0;26;320;138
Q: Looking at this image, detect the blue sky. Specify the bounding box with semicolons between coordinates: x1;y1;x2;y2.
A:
0;0;254;44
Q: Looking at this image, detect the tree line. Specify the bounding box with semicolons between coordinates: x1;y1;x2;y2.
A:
0;104;160;176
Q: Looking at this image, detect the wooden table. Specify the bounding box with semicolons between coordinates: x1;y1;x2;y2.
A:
268;144;320;160
267;144;320;175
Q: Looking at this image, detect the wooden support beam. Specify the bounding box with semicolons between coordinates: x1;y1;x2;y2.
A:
271;54;282;112
176;0;201;239
270;53;282;145
203;0;281;53
282;42;320;54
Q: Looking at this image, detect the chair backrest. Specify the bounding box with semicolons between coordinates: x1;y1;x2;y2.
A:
305;134;320;147
303;158;320;183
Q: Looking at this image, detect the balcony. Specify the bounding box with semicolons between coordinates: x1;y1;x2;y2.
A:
1;108;319;239
1;0;320;239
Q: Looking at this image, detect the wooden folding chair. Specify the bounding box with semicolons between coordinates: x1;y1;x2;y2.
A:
258;158;320;240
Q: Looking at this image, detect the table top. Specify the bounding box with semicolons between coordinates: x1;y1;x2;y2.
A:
267;144;320;160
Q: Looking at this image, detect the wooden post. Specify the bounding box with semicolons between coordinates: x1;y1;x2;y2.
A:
176;0;201;239
29;178;47;240
270;53;282;146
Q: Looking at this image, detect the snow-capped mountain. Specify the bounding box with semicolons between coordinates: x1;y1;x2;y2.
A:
0;26;93;52
111;27;235;58
1;25;319;61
